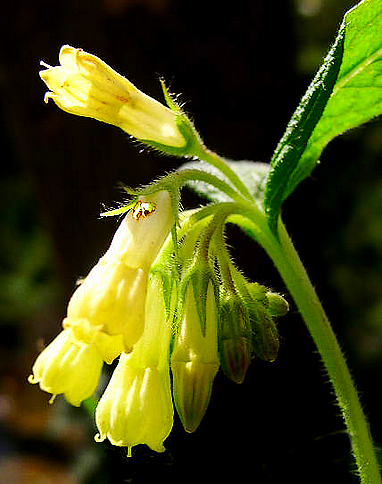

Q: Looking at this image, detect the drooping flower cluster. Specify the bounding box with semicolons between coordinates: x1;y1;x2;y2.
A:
29;190;175;405
30;46;290;456
29;190;288;454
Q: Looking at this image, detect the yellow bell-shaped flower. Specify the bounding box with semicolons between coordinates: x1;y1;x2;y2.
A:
95;275;174;455
64;190;175;357
29;191;175;408
40;45;186;148
28;328;103;407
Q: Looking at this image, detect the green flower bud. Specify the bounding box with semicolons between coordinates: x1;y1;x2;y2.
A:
171;282;219;433
266;291;289;317
218;293;252;384
248;300;280;363
245;282;284;362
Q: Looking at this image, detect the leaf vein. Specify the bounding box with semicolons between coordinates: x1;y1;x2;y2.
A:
332;45;382;95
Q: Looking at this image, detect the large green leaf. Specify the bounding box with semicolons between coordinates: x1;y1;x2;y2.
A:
265;0;382;233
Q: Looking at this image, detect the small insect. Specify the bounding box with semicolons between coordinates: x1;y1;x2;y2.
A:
131;200;156;221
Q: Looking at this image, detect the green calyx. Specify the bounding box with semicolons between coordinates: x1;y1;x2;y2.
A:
140;80;204;158
218;290;252;384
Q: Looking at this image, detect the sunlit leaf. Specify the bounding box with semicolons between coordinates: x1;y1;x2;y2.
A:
265;0;382;233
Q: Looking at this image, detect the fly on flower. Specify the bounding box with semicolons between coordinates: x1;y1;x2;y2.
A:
132;200;156;221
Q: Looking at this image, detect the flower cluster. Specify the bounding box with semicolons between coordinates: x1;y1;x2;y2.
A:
29;190;288;455
31;46;289;456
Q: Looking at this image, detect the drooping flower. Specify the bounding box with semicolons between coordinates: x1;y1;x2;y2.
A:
39;45;187;149
29;191;175;406
64;189;175;357
95;275;174;455
28;328;103;407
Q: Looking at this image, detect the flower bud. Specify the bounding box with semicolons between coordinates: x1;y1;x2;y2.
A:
249;303;280;363
218;293;252;384
171;282;219;433
95;276;174;455
64;190;175;357
28;328;103;406
246;283;282;362
266;291;289;317
40;45;187;149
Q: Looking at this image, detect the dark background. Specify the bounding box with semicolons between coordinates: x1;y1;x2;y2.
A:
1;0;382;483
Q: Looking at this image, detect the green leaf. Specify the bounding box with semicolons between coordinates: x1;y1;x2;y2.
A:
179;159;270;207
265;0;382;233
264;19;345;232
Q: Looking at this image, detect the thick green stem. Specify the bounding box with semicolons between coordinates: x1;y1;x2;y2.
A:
231;209;381;484
276;222;380;484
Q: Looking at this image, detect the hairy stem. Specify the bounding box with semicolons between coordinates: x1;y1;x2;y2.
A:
276;222;380;484
231;208;381;484
191;145;255;202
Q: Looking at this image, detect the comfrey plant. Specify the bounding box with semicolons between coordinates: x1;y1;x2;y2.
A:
29;1;382;482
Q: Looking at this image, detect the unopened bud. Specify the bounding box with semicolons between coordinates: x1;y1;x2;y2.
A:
246;284;286;362
171;283;219;433
266;292;289;317
219;294;252;384
250;307;280;362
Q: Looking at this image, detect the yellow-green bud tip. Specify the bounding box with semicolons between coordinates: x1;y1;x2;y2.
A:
171;360;219;433
266;292;289;317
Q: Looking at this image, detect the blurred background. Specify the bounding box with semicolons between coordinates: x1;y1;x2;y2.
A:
1;0;382;482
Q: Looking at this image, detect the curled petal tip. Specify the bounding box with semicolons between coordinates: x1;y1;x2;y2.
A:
94;433;106;443
43;92;52;104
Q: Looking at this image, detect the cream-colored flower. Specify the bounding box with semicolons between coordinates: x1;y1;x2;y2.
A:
171;282;220;433
103;191;175;271
40;45;186;148
95;276;174;455
95;359;173;455
29;190;175;411
28;328;103;407
64;190;175;357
